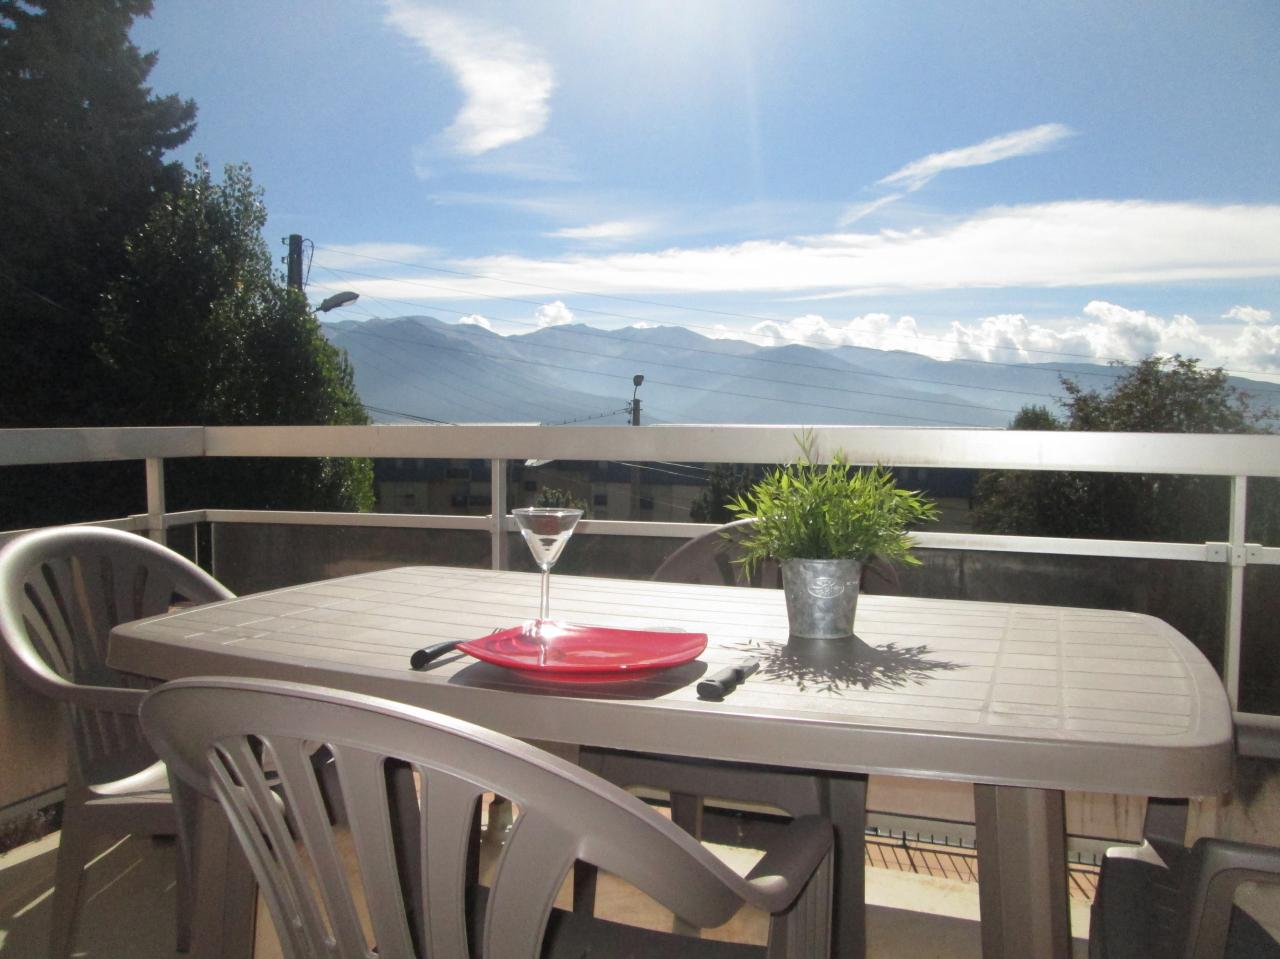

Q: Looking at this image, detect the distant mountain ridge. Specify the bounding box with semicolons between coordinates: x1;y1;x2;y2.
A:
322;316;1279;428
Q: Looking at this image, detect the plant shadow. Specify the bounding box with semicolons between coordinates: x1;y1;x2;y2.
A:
729;635;965;696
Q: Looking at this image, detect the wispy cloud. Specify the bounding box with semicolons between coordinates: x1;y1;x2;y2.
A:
878;123;1075;193
342;200;1275;300
547;219;653;242
384;1;553;156
837;194;906;227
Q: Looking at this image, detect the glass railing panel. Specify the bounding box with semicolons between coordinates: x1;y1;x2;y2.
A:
881;550;1231;674
506;532;686;581
209;522;490;594
1241;565;1280;715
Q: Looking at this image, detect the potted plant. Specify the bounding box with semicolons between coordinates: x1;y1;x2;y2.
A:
728;443;938;640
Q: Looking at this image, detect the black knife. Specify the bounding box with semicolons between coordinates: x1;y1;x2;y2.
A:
696;658;760;700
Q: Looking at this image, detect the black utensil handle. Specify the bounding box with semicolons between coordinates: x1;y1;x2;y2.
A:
696;657;760;700
410;640;462;670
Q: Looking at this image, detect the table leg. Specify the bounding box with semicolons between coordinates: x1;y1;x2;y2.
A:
187;792;257;959
826;773;868;959
973;784;1070;959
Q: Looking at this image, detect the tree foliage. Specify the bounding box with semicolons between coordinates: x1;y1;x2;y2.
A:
0;0;196;426
689;464;756;524
94;160;374;512
0;4;374;523
973;356;1277;542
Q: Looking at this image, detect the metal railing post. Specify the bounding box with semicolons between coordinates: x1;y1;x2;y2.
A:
490;458;509;570
145;457;166;545
1223;475;1248;711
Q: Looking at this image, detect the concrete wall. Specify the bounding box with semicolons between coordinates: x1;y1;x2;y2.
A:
0;659;63;817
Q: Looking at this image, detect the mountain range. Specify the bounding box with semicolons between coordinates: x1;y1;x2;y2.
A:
322;316;1279;428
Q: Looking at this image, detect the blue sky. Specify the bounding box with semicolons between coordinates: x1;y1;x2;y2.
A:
133;0;1280;378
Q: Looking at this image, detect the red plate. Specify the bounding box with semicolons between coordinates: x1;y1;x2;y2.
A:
458;622;707;676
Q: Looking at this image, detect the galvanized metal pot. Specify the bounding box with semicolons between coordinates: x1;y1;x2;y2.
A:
781;558;862;640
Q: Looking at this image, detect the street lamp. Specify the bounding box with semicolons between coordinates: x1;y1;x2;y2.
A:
630;374;644;427
317;291;359;313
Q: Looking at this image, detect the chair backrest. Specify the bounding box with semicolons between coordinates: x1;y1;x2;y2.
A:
0;526;233;786
652;519;900;594
141;677;765;959
653;519;782;588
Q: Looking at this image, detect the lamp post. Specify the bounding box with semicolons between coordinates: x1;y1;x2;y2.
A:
629;373;644;426
629;374;644;517
317;291;359;313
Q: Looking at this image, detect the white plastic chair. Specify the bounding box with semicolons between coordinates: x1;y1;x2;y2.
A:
141;676;835;959
0;525;233;956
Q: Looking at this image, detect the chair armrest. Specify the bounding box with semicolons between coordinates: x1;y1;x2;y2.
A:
1181;838;1280;959
58;680;146;715
742;814;834;914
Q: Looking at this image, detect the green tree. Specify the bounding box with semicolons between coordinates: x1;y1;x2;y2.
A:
690;463;756;523
94;160;373;512
0;0;196;426
974;356;1277;542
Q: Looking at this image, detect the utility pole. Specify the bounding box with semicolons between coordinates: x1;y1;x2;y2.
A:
629;374;644;517
286;234;304;290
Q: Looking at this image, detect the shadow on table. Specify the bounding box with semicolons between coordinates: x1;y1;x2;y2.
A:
729;636;965;695
447;658;709;700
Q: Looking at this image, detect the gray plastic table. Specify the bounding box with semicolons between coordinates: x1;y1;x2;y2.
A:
108;566;1234;959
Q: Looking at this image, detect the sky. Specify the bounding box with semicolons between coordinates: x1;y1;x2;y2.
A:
132;0;1280;380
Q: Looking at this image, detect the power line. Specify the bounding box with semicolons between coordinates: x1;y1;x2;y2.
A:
361;403;453;425
550;406;633;425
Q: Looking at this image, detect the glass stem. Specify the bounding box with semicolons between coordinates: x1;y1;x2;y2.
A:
538;565;551;621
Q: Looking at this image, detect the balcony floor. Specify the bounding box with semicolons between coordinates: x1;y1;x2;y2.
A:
0;826;1091;958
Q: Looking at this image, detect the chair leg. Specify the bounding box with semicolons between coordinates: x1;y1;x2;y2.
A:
669;792;705;938
766;850;833;959
173;836;194;952
48;808;90;959
170;775;203;953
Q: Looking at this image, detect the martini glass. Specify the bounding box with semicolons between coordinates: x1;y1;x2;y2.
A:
512;507;583;664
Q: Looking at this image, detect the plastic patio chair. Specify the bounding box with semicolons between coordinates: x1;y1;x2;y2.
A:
651;517;900;593
0;525;233;957
1090;797;1280;958
140;676;835;959
652;518;782;588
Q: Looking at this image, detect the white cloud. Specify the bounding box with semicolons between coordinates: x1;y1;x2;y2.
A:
733;313;928;352
923;301;1280;374
878;123;1075;193
458;314;493;330
698;303;1280;378
1225;305;1273;325
384;2;553;156
547;219;652;242
349;200;1276;301
1219;307;1280;372
534;301;574;328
